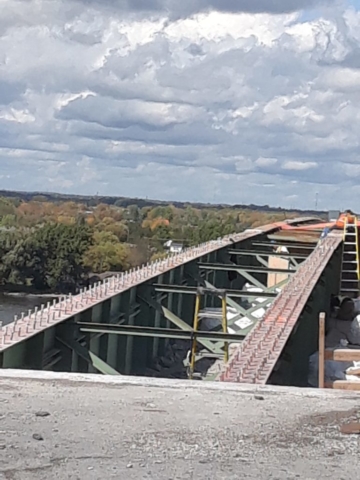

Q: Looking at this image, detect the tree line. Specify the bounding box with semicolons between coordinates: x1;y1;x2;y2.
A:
0;195;300;293
0;189;325;216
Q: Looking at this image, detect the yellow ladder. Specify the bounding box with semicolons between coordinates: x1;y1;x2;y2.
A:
189;287;229;379
340;214;360;297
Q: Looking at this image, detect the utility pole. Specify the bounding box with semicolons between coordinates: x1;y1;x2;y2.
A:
315;192;318;211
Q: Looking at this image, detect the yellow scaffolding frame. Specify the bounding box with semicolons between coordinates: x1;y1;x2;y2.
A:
189;287;229;379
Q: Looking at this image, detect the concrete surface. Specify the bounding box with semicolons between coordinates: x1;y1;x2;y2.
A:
0;370;359;479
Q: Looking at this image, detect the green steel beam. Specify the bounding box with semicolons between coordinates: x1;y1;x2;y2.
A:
152;284;277;298
57;336;120;375
161;306;223;353
251;242;315;250
290;257;299;268
255;254;269;268
198;263;296;274
199;280;275;352
185;272;282;369
77;323;245;343
176;265;185;319
230;320;262;337
237;269;289;291
267;234;318;243
236;268;266;290
88;304;140;352
227;299;274;325
266;276;291;292
152;273;164;359
203;278;284;308
227;249;309;259
125;288;137;375
89;303;102;373
202;279;273;328
89;351;121;376
204;278;273;294
138;294;219;353
254;252;301;270
106;295;122;368
161;305;193;331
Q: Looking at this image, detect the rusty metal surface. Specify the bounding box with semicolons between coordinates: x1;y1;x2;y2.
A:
0;217;318;354
218;233;343;385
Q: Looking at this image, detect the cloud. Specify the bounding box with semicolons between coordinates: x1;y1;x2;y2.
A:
0;0;360;210
282;160;318;170
73;0;336;16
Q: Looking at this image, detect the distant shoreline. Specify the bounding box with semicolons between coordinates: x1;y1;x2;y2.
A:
0;285;62;298
1;292;61;298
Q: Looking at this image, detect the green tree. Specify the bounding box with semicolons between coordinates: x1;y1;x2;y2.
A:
2;223;93;291
152;224;172;241
148;206;174;221
0;197;16;218
0;214;17;227
82;231;130;273
150;251;168;262
126;205;140;222
103;222;129;242
0;229;27;283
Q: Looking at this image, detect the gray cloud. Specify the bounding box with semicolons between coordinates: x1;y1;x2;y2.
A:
0;0;359;209
73;0;336;15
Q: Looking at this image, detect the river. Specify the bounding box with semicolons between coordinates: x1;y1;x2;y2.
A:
0;293;57;325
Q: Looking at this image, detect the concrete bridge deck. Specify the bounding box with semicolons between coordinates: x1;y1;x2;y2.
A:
0;370;359;479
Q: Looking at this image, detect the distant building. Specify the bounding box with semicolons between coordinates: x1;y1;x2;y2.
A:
164;240;183;253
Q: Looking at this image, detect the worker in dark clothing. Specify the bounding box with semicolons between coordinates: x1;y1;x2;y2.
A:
330;294;340;314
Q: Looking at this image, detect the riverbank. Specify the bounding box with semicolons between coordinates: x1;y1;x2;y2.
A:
3;291;61;298
0;271;111;297
0;284;68;297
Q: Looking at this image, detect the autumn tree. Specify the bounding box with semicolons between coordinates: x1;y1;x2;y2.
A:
0;197;17;219
82;231;130;273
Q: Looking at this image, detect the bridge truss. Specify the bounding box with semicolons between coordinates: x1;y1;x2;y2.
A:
0;217;343;385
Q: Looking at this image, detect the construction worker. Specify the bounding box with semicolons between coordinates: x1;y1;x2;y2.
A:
346;210;355;224
336;210;355;229
320;226;330;240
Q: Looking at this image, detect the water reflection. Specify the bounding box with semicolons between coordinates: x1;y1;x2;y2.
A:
0;294;56;325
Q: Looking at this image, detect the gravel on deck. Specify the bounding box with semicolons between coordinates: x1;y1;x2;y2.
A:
0;370;359;479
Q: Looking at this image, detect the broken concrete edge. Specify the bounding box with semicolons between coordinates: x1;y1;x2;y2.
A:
1;368;360;400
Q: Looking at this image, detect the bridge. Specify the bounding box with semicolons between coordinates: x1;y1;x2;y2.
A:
0;216;345;387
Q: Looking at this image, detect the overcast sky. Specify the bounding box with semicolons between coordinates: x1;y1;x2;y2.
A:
1;0;360;209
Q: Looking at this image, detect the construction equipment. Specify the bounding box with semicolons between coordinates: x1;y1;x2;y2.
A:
188;287;229;379
340;212;360;298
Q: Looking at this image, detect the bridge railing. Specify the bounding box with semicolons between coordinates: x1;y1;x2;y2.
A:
218;233;342;384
